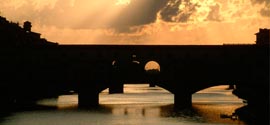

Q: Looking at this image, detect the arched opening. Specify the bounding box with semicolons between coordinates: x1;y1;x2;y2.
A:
98;84;174;116
192;85;245;122
144;61;161;73
144;61;160;87
192;85;243;104
99;84;173;104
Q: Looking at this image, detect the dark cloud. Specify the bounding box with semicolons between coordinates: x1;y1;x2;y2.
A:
0;0;201;32
36;0;168;32
35;0;198;32
250;0;268;4
111;0;199;32
159;0;198;23
250;0;270;17
104;0;168;32
160;0;182;22
260;7;270;17
206;4;222;21
111;0;167;26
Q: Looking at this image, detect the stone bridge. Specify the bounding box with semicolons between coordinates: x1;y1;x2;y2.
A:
0;45;268;109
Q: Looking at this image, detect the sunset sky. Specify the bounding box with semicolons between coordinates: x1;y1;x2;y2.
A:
0;0;269;45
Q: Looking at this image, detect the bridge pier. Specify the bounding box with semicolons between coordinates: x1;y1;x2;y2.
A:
78;90;99;108
174;93;192;109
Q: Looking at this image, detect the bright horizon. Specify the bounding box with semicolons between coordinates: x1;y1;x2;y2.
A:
0;0;269;45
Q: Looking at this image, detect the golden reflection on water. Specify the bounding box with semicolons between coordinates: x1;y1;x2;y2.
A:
105;104;162;117
28;85;247;125
192;104;245;124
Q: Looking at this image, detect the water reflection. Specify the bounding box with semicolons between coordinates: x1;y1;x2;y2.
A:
0;85;249;125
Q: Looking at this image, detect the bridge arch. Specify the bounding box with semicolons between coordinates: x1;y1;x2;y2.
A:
144;61;161;72
192;85;241;104
187;82;235;95
144;60;161;87
99;84;173;104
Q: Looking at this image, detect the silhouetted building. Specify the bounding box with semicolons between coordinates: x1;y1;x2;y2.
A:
23;21;32;32
255;28;270;45
0;16;58;47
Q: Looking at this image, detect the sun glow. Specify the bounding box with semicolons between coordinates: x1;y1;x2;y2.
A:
145;61;161;71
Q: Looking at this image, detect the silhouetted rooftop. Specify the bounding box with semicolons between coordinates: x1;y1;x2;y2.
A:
0;16;58;47
255;28;270;45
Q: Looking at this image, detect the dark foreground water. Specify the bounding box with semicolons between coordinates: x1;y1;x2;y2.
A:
0;85;249;125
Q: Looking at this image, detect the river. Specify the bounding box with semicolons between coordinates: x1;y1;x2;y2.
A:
0;85;248;125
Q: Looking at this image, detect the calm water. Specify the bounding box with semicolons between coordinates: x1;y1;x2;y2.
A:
0;85;248;125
